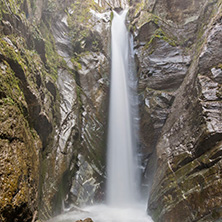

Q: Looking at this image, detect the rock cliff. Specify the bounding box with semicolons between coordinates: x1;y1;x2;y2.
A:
0;0;56;221
0;0;110;221
130;0;222;221
39;1;111;218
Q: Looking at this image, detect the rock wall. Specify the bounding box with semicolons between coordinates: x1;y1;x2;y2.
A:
39;1;111;218
130;0;222;221
0;0;110;221
0;0;55;221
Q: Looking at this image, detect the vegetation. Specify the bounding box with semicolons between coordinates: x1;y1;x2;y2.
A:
147;28;177;47
0;35;41;222
67;0;99;53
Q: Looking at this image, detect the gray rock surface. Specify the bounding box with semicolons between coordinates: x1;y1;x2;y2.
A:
146;1;222;221
39;4;110;218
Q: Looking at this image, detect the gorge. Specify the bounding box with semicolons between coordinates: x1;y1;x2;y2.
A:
0;0;222;222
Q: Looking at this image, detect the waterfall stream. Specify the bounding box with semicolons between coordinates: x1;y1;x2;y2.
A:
48;10;153;222
107;9;138;207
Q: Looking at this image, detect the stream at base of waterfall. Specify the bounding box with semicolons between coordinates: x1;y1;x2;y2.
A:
48;203;152;222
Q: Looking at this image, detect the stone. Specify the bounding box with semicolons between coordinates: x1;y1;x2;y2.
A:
136;21;159;43
46;79;57;100
2;20;13;35
1;1;222;222
130;0;222;221
153;0;206;24
75;218;93;222
84;218;93;222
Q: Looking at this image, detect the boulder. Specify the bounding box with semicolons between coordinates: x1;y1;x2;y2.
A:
75;218;93;222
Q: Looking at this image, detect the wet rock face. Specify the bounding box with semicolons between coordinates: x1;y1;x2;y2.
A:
0;0;110;219
1;1;221;222
131;2;191;193
64;9;110;206
153;0;206;24
0;104;40;222
147;2;222;221
199;22;222;78
131;0;222;220
136;39;190;91
39;4;110;218
0;1;61;221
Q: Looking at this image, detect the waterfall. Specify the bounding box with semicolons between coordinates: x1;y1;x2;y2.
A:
106;9;138;206
49;9;153;222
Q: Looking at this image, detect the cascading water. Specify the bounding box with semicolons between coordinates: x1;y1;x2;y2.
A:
107;9;138;207
48;10;153;222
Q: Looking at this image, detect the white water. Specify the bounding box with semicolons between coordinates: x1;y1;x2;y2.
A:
49;204;152;222
48;10;153;222
107;9;138;207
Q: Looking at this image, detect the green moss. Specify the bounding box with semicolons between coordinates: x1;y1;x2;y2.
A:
0;0;29;24
66;0;96;53
71;57;82;70
2;97;15;105
39;21;66;79
76;85;83;108
217;63;222;69
0;97;40;219
134;1;145;16
0;58;26;112
0;40;19;62
143;28;177;53
110;11;114;21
